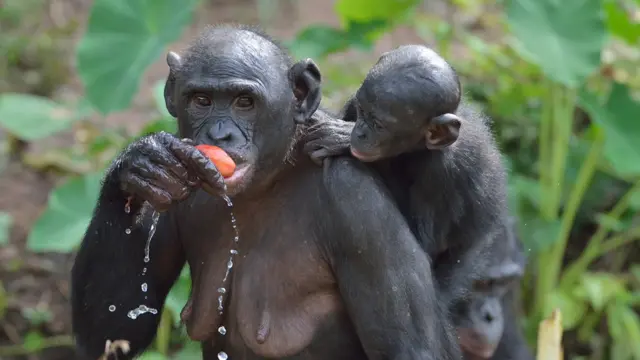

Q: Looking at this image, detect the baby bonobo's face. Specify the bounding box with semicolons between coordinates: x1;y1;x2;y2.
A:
349;94;425;162
349;93;462;162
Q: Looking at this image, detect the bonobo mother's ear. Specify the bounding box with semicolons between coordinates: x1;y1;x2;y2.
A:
425;113;461;150
288;58;322;125
164;51;183;118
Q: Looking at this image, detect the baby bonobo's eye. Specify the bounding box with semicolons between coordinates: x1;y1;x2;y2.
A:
233;94;255;110
192;94;212;108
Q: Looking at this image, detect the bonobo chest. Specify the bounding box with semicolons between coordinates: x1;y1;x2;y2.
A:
180;175;343;358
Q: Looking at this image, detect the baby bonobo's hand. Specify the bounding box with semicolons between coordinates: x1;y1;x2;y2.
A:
112;131;226;212
302;116;354;165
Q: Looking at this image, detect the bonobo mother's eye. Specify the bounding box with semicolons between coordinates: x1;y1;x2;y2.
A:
233;95;254;110
192;94;212;107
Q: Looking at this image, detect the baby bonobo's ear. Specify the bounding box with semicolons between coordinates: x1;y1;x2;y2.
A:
424;113;461;150
164;51;183;118
288;58;322;125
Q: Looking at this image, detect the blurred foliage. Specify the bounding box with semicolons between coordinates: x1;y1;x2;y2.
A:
0;0;639;358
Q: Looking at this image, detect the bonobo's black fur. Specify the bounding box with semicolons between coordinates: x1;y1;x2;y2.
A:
71;25;460;360
302;45;508;305
453;217;534;360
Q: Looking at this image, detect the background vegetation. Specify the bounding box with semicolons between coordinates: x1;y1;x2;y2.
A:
0;0;639;358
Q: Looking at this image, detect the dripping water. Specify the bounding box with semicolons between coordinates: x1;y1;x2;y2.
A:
127;305;158;319
215;193;241;359
122;202;160;319
144;210;161;263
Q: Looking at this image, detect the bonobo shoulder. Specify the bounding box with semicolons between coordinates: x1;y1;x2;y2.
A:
322;156;389;206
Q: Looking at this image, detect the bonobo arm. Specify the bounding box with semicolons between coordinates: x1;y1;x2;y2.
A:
72;132;225;359
71;175;185;359
323;157;460;360
302;110;354;165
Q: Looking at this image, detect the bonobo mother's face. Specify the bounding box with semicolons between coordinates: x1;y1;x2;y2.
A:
163;28;296;196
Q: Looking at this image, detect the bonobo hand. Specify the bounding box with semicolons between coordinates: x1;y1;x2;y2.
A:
302;115;354;165
110;131;226;212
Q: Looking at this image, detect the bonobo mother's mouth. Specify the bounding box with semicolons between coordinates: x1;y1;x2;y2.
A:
350;147;381;162
224;163;251;189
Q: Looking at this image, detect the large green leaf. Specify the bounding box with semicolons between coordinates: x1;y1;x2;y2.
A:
0;94;82;141
506;0;607;87
77;0;200;114
27;172;104;252
579;84;640;177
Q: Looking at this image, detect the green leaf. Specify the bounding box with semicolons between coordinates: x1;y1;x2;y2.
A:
506;0;606;87
137;351;168;360
288;25;348;60
546;289;588;330
0;213;11;245
23;331;44;352
579;84;640;177
594;213;629;232
577;273;626;311
27;172;104;252
518;216;561;252
629;186;640;210
77;0;200;114
334;0;419;24
166;266;191;326
604;1;640;44
152;81;172;118
0;94;82;141
607;304;640;357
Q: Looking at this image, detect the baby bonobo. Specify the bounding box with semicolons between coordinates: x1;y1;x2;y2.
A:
347;44;462;161
303;44;508;305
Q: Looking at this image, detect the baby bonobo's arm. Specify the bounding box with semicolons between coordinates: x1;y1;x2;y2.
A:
302;109;354;165
322;157;461;360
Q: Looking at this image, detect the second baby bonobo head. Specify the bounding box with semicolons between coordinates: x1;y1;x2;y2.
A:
349;44;462;162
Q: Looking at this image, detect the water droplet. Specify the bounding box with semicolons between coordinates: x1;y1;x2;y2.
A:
141;283;148;292
218;287;226;294
218;326;227;335
217;351;228;360
144;210;160;264
127;304;158;320
230;249;238;255
233;236;239;242
218;295;224;311
124;203;131;214
227;259;233;269
125;228;131;235
109;305;116;312
142;267;147;275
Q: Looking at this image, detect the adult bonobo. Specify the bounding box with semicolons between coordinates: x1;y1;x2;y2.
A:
452;217;534;360
71;24;461;360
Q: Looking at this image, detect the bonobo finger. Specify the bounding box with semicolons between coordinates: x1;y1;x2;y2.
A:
303;139;323;155
137;137;191;182
121;173;173;212
165;138;226;194
132;160;191;199
310;148;332;166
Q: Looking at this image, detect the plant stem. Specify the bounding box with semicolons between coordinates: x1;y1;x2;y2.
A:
0;335;74;356
560;180;640;287
546;127;602;293
596;227;640;255
533;84;577;316
156;307;173;355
